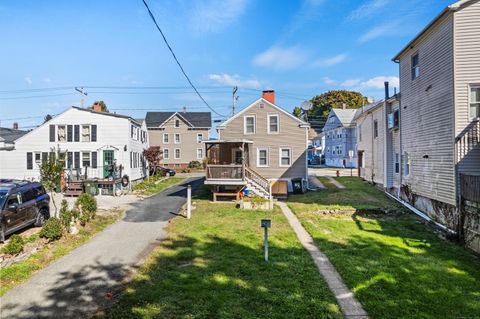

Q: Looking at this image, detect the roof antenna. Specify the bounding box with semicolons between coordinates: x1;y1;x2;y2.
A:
182;106;187;113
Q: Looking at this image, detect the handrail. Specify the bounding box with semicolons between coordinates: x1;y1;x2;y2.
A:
456;119;480;162
245;166;270;195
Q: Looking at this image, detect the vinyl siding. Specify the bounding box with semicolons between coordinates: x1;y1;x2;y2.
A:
397;14;456;205
148;114;209;166
454;0;480;175
218;100;308;180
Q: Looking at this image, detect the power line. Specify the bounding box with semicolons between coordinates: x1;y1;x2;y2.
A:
140;0;226;117
0;93;75;100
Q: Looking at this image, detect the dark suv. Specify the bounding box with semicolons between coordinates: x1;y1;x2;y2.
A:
0;180;50;242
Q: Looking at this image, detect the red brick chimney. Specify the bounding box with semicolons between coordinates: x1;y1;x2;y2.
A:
93;101;102;112
262;90;275;104
12;122;18;130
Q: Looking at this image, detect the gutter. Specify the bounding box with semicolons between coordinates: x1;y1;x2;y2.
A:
384;191;457;235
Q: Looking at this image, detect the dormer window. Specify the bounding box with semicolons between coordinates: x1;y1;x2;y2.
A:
411;53;420;80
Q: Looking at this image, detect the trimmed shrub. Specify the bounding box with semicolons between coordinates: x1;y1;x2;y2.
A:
2;234;24;255
59;199;72;231
39;218;63;241
76;193;97;222
188;161;202;169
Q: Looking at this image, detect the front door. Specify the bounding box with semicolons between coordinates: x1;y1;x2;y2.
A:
103;150;115;178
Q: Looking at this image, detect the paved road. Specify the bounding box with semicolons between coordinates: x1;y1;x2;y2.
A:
0;177;204;319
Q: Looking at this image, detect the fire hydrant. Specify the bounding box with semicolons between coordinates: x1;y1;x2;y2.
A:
336;170;340;177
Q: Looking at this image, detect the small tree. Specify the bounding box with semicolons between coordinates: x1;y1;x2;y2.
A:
43;114;53;123
91;101;108;112
39;146;66;217
143;146;162;177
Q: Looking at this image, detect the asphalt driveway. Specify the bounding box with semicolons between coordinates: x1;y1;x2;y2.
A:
0;177;204;319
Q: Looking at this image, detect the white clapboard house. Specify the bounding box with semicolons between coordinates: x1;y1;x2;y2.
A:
0;106;149;186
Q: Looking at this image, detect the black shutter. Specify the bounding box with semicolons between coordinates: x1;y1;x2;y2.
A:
67;152;73;168
67;125;73;142
27;152;33;169
42;152;48;163
130;152;133;168
74;152;80;168
49;125;55;142
74;125;80;142
92;152;97;168
91;125;97;142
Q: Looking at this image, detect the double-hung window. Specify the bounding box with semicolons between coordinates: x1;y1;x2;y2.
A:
470;86;480;119
279;147;292;167
82;152;91;167
404;152;410;176
174;149;181;159
82;125;91;142
174;133;181;144
411;53;420;80
197;148;203;159
174;119;180;128
163;149;169;159
57;125;66;142
197;133;203;143
163;133;169;144
244;115;255;134
257;148;269;167
268;114;279;134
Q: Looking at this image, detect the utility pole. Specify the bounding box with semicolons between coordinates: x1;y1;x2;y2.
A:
75;87;88;108
232;86;239;117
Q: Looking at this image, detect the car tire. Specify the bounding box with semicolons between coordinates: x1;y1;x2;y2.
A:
34;209;49;227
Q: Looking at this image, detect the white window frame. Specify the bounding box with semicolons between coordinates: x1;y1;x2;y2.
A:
257;147;269;167
411;52;420;80
81;125;91;142
404;152;410;176
469;84;480;120
279;147;292;167
244;115;256;135
197;148;203;160
174;119;180;128
163;133;169;144
197;133;203;144
174;148;181;159
82;151;91;167
163;149;169;159
174;133;181;144
267;113;279;134
57;125;66;142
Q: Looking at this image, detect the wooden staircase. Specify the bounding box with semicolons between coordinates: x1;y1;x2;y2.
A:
245;167;272;199
64;180;84;197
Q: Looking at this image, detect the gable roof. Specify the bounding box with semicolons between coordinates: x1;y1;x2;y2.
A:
328;108;358;127
145;112;211;128
217;98;309;129
392;0;477;61
353;100;385;120
71;106;141;125
0;127;28;144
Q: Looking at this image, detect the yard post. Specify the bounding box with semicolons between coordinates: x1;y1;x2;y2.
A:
187;184;192;219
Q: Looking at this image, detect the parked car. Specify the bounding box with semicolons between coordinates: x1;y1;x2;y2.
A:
149;166;176;177
0;180;50;242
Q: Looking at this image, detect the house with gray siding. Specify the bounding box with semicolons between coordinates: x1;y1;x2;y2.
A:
389;0;480;251
323;108;357;168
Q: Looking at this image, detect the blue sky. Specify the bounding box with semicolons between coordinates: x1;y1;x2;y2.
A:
0;0;452;131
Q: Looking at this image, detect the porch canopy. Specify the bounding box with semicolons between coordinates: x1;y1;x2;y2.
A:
203;139;253;184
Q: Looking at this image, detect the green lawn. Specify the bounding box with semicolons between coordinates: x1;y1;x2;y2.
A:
0;211;121;296
104;186;342;319
289;177;480;319
133;176;185;196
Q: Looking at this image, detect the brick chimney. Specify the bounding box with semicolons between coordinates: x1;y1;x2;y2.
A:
262;90;275;104
12;122;18;130
93;101;102;112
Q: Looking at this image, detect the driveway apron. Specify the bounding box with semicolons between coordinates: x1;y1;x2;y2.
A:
0;177;203;319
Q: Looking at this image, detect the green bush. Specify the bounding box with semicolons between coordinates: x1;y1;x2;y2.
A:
76;193;97;222
2;234;25;255
39;218;63;241
188;161;202;169
59;199;72;231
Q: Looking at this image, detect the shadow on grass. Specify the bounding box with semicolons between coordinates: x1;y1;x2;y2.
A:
101;234;342;319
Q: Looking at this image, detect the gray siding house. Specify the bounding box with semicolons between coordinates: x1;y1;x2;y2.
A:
323;108;357;168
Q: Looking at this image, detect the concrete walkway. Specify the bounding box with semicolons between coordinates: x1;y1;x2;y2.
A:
0;177;203;319
277;202;369;319
308;175;326;189
326;176;346;189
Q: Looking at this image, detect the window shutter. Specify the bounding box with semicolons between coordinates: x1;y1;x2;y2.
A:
74;125;80;142
67;125;73;142
27;152;33;170
91;152;97;168
91;125;97;142
49;125;55;142
42;152;48;163
130;152;133;168
74;152;80;168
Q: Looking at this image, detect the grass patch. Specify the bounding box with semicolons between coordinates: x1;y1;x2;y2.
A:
104;186;342;318
133;176;185;196
317;176;336;189
289;177;480;319
0;211;121;296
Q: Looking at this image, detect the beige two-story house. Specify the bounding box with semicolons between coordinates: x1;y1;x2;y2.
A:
204;90;310;200
146;111;211;168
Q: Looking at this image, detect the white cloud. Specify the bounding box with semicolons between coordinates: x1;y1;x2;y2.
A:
24;77;32;85
348;0;390;21
312;53;348;67
209;73;262;89
341;76;399;89
190;0;249;34
253;46;309;71
322;77;338;85
341;79;362;87
358;21;398;43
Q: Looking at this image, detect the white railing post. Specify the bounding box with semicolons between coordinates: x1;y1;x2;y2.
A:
187;184;192;219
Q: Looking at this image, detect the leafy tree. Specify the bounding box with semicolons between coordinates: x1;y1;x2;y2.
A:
292;106;303;119
91;101;108;112
307;90;367;133
143;146;163;176
39;146;66;216
43;114;53;123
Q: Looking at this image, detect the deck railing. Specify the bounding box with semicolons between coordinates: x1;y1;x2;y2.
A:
206;164;243;180
460;174;480;203
456;119;480;161
245;167;270;195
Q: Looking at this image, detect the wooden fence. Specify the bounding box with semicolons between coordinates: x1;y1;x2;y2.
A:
460;174;480;203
